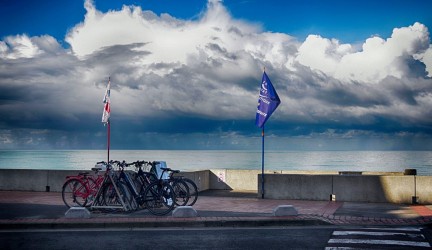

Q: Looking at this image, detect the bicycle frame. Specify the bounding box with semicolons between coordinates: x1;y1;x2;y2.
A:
63;173;97;204
134;163;157;191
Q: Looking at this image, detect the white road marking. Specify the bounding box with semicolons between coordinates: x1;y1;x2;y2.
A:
328;238;431;247
363;227;421;231
333;230;425;238
324;247;358;250
325;247;357;250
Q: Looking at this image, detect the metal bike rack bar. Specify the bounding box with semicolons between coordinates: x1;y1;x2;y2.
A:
90;173;131;212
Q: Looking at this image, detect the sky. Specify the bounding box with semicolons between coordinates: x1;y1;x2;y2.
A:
1;0;432;150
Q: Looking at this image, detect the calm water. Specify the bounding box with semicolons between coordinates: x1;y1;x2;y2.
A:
0;150;432;175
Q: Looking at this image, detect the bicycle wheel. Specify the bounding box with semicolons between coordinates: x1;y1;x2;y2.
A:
183;178;198;206
62;178;89;208
142;181;175;216
171;179;189;206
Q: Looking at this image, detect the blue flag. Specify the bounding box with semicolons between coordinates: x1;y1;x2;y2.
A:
255;71;281;128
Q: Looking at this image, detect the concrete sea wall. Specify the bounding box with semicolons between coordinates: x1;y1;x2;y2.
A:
0;169;210;193
258;173;432;204
0;169;431;204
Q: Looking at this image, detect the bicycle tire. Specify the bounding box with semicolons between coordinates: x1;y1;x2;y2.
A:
182;178;198;206
62;178;89;208
142;181;175;216
171;179;190;206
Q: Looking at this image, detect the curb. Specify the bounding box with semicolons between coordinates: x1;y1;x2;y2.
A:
3;214;432;230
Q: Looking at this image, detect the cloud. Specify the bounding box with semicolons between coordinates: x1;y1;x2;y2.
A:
63;0;298;120
420;47;432;76
295;35;353;77
67;0;259;63
296;22;431;82
0;0;431;149
0;35;42;59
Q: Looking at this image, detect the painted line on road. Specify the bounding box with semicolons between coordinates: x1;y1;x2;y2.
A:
325;247;357;250
333;230;424;238
328;238;431;247
360;227;421;231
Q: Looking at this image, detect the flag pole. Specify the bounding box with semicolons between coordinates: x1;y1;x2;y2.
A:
107;120;110;163
261;126;265;199
102;76;111;163
107;76;111;163
107;76;111;162
261;66;266;199
256;66;279;199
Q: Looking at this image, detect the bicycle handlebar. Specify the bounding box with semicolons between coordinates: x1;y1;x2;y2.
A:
160;167;180;174
129;160;152;168
108;160;154;169
95;160;181;177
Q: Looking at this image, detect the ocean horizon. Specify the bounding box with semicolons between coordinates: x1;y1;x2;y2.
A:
1;150;432;175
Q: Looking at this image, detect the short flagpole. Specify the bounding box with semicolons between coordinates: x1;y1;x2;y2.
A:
261;126;265;199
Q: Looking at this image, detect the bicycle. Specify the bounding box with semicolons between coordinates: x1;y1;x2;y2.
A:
136;161;199;207
100;160;140;211
61;167;104;208
131;160;158;193
160;167;199;206
131;160;189;207
100;160;176;216
91;160;134;212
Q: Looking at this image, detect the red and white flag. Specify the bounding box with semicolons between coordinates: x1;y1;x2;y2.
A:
101;78;111;124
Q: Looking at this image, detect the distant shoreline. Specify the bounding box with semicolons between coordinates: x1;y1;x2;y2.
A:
1;150;431;175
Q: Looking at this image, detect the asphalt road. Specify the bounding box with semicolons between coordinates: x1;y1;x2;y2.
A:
1;226;334;250
3;225;432;250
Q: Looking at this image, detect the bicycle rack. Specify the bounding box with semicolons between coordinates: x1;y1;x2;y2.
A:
90;173;132;212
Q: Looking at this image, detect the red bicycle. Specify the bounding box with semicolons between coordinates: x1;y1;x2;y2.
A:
61;164;105;208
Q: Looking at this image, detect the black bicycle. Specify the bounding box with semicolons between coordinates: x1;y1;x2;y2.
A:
160;166;199;206
133;161;194;207
101;160;176;216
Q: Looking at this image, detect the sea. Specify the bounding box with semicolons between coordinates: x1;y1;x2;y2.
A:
1;150;432;175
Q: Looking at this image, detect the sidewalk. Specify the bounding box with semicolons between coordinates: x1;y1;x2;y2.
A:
1;190;432;229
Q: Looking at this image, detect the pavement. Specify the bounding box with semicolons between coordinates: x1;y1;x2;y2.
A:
1;190;432;229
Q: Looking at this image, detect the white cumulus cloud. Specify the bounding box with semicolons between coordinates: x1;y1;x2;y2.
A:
66;0;262;64
0;34;42;59
296;22;431;83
